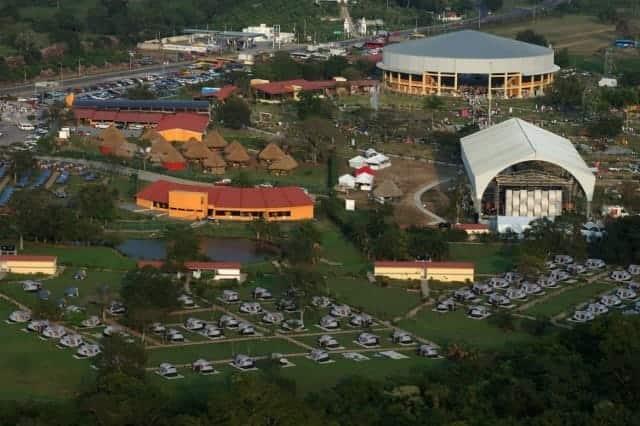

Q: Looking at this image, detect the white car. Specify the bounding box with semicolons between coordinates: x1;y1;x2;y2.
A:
330;304;352;318
165;328;185;342
628;265;640;276
281;319;305;331
252;287;272;300
357;332;379;347
59;334;84;348
239;302;263;315
178;294;195;308
504;272;523;284
318;334;340;350
537;276;558;288
320;315;339;329
467;305;490;319
417;344;439;358
218;315;239;329
521;282;544;295
572;310;595;323
567;264;587;275
611;270;632;282
600;294;622;307
42;325;66;339
81;316;101;328
472;282;492;295
22;280;42;292
435;298;456;313
506;287;527;300
586;303;609;316
585;258;606;269
8;310;31;323
94;122;111;129
158;363;178;378
262;311;284;325
221;290;240;303
349;313;373;327
108;301;126;315
238;322;255;335
309;348;331;363
615;287;637;300
76;344;101;358
488;277;509;289
311;296;332;308
488;293;511;307
550;269;571;282
391;330;413;345
185;318;206;331
192;359;215;374
103;325;123;337
202;324;223;338
453;288;476;302
554;255;574;265
150;322;166;334
233;354;255;369
27;320;49;333
17;122;35;131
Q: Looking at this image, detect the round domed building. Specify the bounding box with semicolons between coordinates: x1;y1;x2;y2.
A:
377;30;559;98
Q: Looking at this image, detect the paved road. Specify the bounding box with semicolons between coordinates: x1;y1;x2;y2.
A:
413;177;453;225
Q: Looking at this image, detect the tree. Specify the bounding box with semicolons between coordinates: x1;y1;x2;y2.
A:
10;151;35;183
588;114;623;138
297;91;332;120
164;225;201;267
423;95;444;130
95;334;148;379
294;117;342;164
283;222;321;264
406;227;449;260
516;29;548;47
218;96;251;129
281;265;326;325
249;217;280;247
327;150;338;190
485;0;503;12
76;184;117;222
546;76;585;109
556;48;571;67
125;83;157;100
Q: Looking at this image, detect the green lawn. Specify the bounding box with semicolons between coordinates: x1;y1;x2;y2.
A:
0;300;93;400
23;244;136;270
524;282;616;318
449;242;517;275
398;310;532;350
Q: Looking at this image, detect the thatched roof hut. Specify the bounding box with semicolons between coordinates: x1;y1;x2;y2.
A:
258;142;286;163
141;129;166;143
204;130;228;150
373;180;403;201
114;141;138;159
98;126;126;155
161;148;187;171
268;155;298;174
225;141;250;165
203;151;227;175
149;139;180;164
182;139;211;161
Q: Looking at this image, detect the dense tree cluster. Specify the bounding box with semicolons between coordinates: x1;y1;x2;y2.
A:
516;29;548;46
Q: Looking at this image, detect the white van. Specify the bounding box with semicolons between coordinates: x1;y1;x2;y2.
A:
17;122;35;131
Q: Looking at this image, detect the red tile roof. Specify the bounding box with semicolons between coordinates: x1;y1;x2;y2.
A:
136;180;314;210
0;255;57;262
156;113;209;133
355;166;376;176
137;260;241;270
375;260;474;270
199;85;238;102
73;108;165;124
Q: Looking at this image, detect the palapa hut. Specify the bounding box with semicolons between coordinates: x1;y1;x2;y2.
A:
161;148;187;171
141;129;166;143
203;150;227;175
204;130;228;151
98;126;126;155
258;142;286;165
149;139;178;163
372;180;403;204
224;141;250;167
114;141;138;159
182;138;212;162
268;154;298;175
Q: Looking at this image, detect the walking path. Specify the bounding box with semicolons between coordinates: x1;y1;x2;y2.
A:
413;177;452;225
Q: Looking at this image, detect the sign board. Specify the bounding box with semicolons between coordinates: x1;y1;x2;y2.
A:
345;199;355;211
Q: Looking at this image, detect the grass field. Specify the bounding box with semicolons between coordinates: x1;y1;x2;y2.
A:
22;244;136;270
489;14;616;56
449;242;517;275
0;300;92;400
398;310;531;350
524;282;616;318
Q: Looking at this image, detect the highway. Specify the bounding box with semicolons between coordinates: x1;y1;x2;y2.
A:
0;0;570;97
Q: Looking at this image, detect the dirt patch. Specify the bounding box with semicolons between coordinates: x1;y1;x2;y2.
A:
376;158;455;227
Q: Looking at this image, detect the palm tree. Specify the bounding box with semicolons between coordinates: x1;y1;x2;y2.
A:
423;95;444;130
95;284;112;323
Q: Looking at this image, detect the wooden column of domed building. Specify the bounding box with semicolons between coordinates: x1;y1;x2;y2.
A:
224;141;250;167
203;150;227;175
204;130;228;151
258;142;286;165
268;154;299;175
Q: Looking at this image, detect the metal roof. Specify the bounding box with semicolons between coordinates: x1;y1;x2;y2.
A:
460;118;595;205
384;30;551;60
74;99;209;111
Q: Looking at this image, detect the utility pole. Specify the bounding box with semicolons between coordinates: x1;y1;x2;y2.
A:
77;58;82;77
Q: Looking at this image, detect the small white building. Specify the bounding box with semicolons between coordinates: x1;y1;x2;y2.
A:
348;155;367;169
598;77;618;88
366;153;391;170
243;24;295;44
338;174;356;189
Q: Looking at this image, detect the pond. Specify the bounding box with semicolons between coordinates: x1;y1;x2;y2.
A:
117;238;271;263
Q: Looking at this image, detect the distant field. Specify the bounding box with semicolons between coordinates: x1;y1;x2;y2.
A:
449;242;516;275
489;15;616;56
524;282;616;318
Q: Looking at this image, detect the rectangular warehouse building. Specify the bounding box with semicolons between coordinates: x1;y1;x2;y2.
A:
374;261;474;283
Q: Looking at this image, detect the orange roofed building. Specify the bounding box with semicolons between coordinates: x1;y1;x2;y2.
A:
374;260;474;283
136;180;314;221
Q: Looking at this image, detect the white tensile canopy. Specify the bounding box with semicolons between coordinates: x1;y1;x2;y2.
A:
338;174;356;188
355;173;374;185
460;118;595;213
349;155;367;169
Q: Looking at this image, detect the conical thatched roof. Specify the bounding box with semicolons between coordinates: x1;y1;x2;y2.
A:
269;154;298;171
259;142;286;162
114;141;138;159
161;147;186;164
204;130;228;149
182;139;211;160
149;139;179;163
225;141;250;163
98;126;126;148
373;180;403;198
203;150;227;169
141;129;166;143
